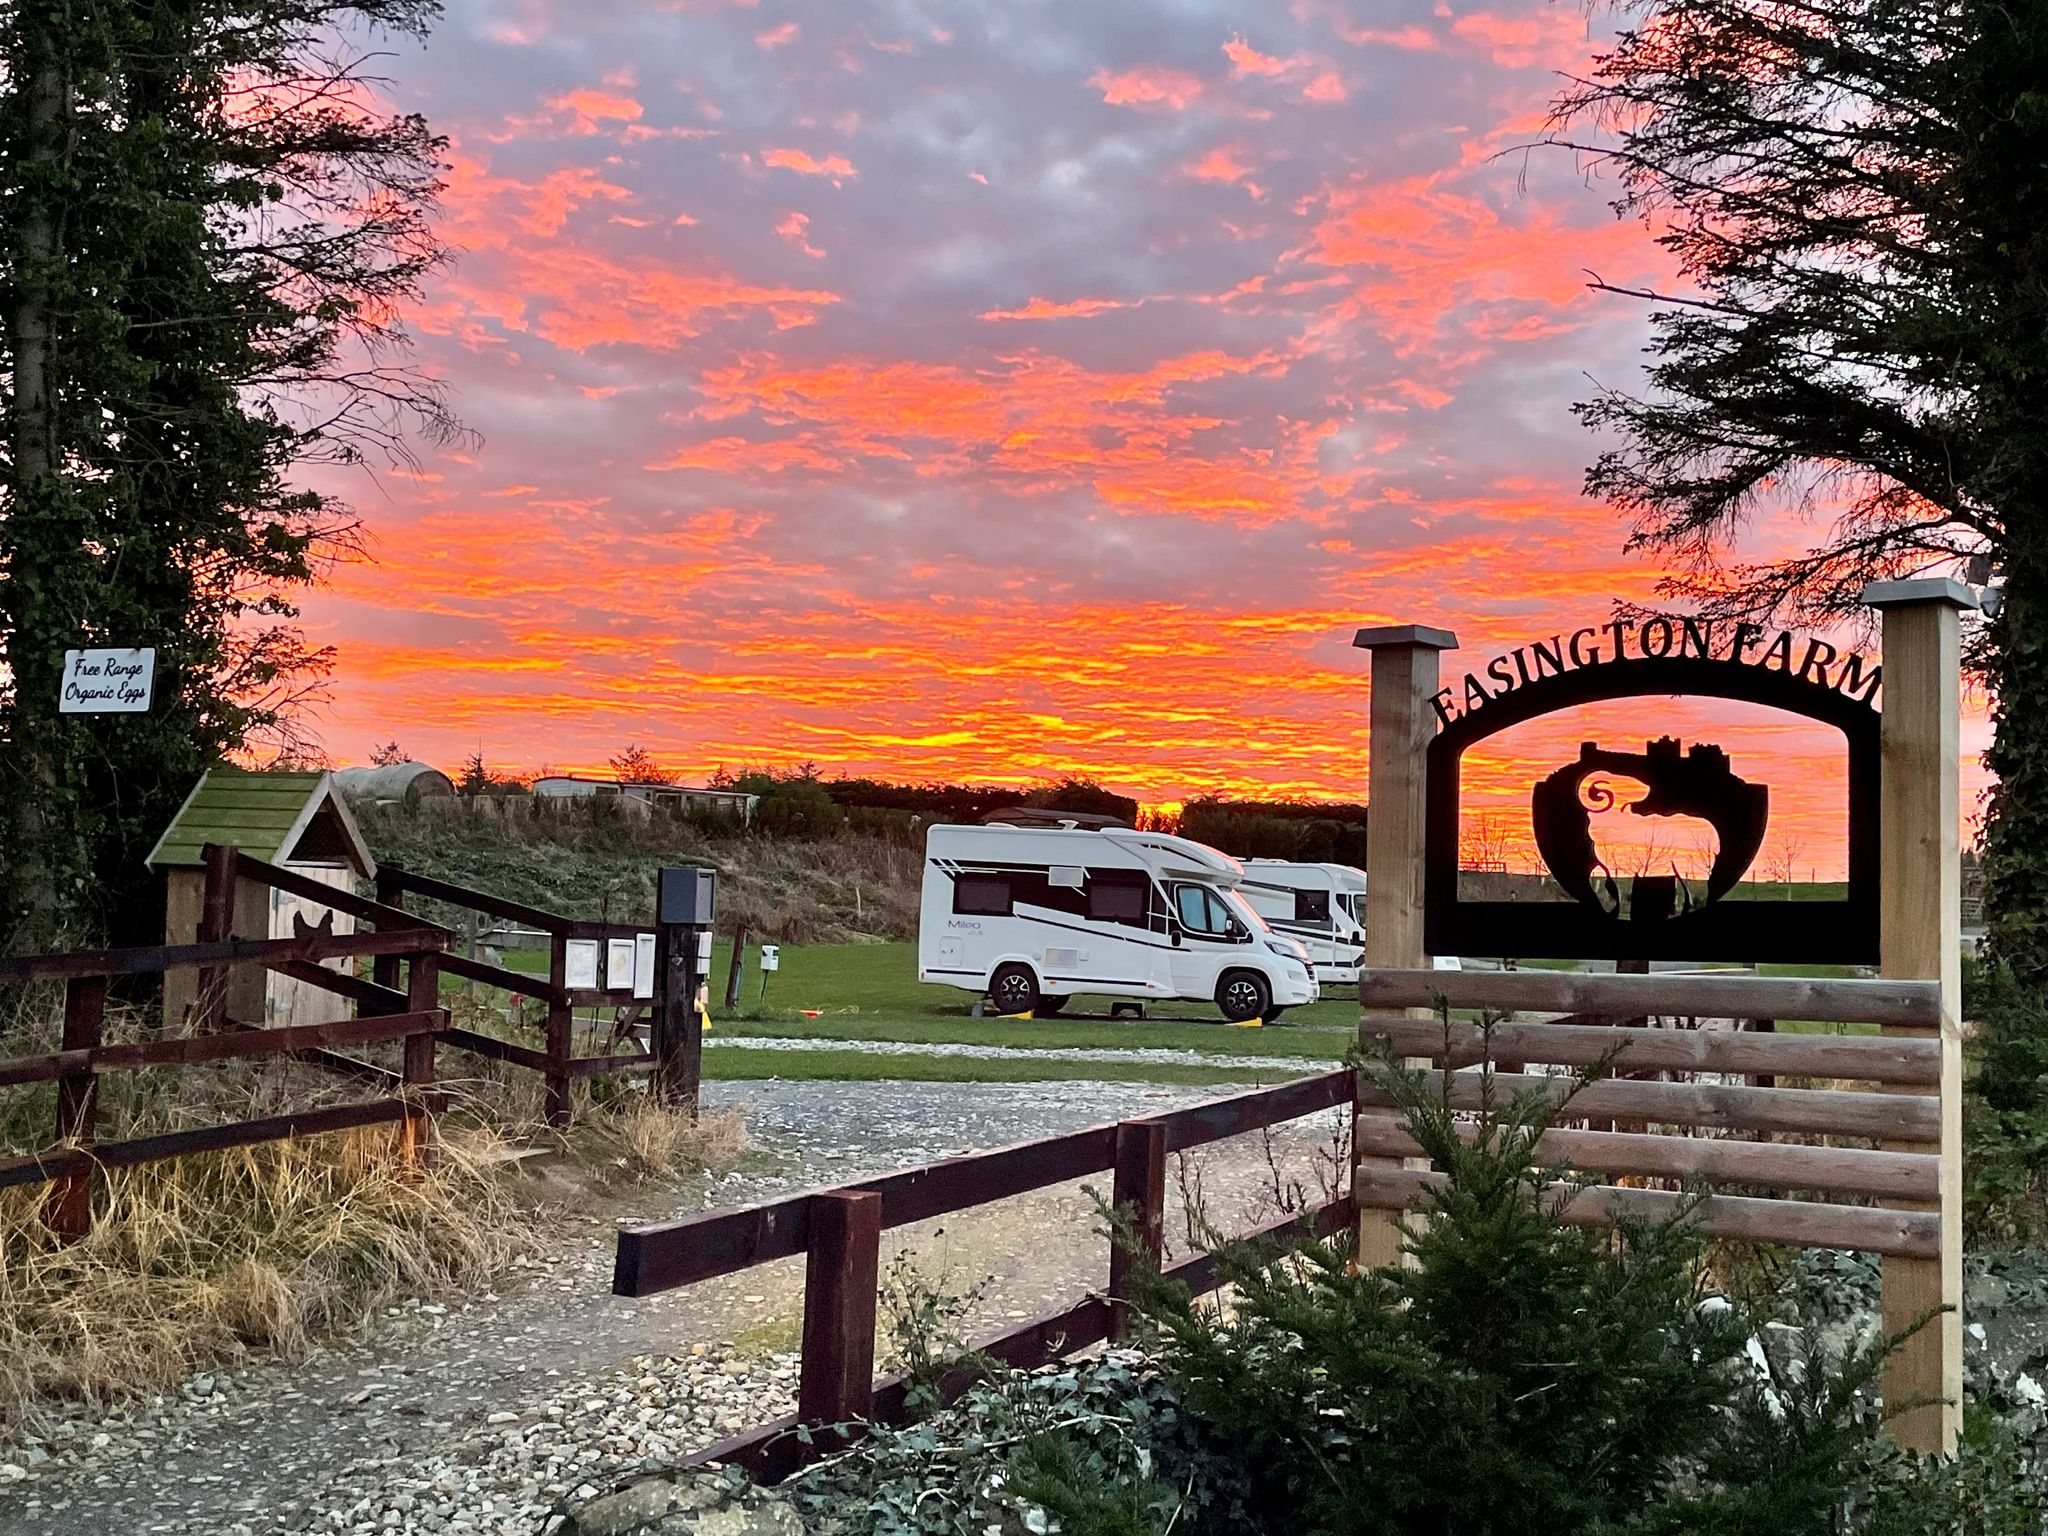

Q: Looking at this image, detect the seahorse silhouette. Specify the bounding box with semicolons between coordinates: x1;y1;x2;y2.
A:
1530;737;1769;921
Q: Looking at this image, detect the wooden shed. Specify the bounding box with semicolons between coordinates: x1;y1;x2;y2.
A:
146;767;377;1029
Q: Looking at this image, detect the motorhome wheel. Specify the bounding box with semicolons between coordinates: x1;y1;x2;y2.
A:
989;963;1041;1016
1217;970;1270;1023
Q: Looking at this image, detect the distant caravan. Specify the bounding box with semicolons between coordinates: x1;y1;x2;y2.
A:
1236;861;1368;986
917;823;1317;1024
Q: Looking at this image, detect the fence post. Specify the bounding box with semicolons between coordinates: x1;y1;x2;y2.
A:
723;923;750;1013
1109;1119;1167;1341
372;864;405;997
401;948;441;1172
1351;625;1459;1267
1865;577;1971;1456
44;974;106;1240
195;842;240;1032
798;1190;882;1433
652;922;704;1117
544;929;572;1129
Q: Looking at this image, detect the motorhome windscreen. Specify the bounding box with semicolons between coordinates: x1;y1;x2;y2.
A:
1223;888;1272;933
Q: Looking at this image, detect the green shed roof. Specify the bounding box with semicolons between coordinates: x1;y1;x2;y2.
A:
145;767;375;876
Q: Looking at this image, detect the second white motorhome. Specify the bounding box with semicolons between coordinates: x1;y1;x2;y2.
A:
917;823;1317;1023
1237;861;1368;985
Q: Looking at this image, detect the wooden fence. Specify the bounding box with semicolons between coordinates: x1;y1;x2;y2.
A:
611;1070;1357;1482
1354;968;1944;1258
0;844;682;1237
609;967;1950;1482
372;865;669;1126
0;919;448;1238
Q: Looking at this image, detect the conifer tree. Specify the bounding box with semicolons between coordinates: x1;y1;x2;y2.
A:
1547;0;2048;983
0;0;461;946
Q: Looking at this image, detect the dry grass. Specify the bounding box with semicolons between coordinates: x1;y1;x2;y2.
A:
0;1120;540;1422
0;977;748;1427
583;1097;746;1181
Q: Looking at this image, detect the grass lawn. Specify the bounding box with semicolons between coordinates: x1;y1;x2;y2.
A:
700;1047;1298;1088
462;937;1878;1082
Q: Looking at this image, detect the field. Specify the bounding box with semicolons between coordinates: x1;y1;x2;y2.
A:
473;938;1356;1089
463;938;1873;1090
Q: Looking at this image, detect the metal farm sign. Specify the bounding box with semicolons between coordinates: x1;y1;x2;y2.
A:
1423;616;1882;965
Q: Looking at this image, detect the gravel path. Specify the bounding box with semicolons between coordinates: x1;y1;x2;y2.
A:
0;1078;1296;1536
709;1036;1330;1072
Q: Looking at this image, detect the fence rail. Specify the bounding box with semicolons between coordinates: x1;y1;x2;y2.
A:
0;904;447;1233
0;846;701;1236
613;1069;1358;1483
376;864;666;1125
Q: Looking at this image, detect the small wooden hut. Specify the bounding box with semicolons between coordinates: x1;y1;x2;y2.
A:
146;767;377;1029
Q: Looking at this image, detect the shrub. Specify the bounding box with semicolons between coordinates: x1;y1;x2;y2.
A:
1961;963;2048;1238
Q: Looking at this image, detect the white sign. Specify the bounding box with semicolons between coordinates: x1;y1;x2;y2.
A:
759;944;781;973
606;937;637;991
60;648;154;714
564;939;601;990
632;933;656;1001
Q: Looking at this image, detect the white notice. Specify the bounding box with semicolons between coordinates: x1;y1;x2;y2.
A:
564;939;601;990
59;648;154;714
632;933;656;1000
606;937;637;991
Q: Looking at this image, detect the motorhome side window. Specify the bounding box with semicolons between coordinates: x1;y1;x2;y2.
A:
1173;883;1239;938
1086;871;1150;928
953;873;1013;916
1294;889;1331;924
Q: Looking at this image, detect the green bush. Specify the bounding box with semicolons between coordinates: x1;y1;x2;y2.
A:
1963;965;2048;1238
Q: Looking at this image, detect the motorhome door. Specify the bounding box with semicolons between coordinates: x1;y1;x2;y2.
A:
1167;882;1245;995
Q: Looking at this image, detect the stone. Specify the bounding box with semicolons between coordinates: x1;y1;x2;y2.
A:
559;1471;809;1536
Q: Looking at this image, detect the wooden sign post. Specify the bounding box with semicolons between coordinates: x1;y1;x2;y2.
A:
1357;593;1967;1454
1352;624;1458;1268
1864;577;1972;1455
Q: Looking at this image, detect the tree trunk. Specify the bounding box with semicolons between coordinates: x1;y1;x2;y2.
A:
3;0;73;944
1984;520;2048;991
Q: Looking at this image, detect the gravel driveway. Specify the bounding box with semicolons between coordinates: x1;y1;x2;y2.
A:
0;1078;1308;1536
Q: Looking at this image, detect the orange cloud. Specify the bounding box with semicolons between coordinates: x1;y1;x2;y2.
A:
1187;146;1253;184
1090;64;1206;110
547;88;643;131
754;20;798;48
1223;35;1293;77
979;296;1137;321
762;147;858;180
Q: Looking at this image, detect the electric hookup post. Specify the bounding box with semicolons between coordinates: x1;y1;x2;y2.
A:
654;867;717;1116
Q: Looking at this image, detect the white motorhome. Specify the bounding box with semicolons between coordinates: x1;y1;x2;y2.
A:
918;823;1317;1023
1237;861;1368;985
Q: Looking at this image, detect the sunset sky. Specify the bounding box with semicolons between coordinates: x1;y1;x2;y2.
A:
304;0;1992;868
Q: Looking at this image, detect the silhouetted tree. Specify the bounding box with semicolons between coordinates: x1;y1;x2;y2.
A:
1548;0;2048;982
0;0;462;946
608;743;676;785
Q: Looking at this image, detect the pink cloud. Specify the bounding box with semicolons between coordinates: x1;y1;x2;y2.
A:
1448;10;1590;70
1090;64;1206;110
776;209;825;257
762;147;858;180
978;295;1138;321
1301;70;1348;102
754;20;798;48
1223;35;1294;77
